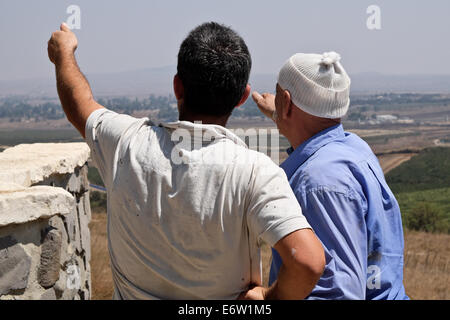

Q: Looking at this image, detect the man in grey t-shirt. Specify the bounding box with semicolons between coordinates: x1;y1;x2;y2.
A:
47;21;325;299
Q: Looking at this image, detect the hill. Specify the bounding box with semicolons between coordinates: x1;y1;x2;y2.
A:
386;147;450;233
386;147;450;193
2;68;450;98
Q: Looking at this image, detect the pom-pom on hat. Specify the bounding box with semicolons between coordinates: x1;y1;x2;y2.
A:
277;52;351;119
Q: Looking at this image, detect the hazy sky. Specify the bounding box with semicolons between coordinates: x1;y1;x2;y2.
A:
1;0;449;81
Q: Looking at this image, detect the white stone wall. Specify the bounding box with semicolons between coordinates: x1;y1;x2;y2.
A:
0;143;92;300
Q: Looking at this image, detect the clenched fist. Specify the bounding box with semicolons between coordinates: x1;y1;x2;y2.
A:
48;23;78;65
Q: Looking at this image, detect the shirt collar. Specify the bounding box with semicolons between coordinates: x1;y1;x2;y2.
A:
160;121;248;149
281;124;345;179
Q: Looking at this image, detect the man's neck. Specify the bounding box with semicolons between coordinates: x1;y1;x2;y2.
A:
179;113;230;127
289;121;341;150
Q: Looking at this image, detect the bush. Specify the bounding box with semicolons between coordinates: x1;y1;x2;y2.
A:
90;191;107;213
88;166;104;187
404;202;449;234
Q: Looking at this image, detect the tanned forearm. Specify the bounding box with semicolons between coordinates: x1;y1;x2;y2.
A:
265;261;321;300
55;54;103;137
269;230;324;300
268;230;324;300
48;23;104;138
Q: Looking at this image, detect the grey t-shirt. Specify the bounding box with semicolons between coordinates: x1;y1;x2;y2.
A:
85;109;311;300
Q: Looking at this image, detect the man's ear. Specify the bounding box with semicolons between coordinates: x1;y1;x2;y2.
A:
173;74;184;100
236;84;251;108
280;89;293;120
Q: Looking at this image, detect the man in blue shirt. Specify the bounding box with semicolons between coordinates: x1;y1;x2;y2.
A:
252;52;409;300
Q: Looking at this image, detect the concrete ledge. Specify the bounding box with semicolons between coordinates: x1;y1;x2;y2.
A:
0;143;90;187
0;186;75;227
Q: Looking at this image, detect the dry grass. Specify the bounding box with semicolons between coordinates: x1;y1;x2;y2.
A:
89;214;449;300
89;212;114;300
403;230;450;300
261;243;272;287
260;231;450;300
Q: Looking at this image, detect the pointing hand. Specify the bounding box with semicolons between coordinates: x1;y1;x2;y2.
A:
252;92;276;121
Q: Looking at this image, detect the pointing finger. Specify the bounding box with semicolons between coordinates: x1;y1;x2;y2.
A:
252;91;262;103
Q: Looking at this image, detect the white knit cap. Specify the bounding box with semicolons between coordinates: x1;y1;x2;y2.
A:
277;52;351;119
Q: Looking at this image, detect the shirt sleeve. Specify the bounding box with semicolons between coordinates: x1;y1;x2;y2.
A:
300;188;368;300
85;109;141;187
246;155;311;248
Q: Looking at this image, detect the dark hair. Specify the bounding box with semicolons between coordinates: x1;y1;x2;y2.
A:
177;22;252;117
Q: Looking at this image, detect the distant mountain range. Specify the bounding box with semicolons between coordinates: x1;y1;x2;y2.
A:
1;66;449;98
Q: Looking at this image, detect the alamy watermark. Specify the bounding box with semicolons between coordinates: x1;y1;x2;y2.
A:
367;265;381;290
367;5;382;30
170;123;281;166
66;5;81;30
66;264;81;290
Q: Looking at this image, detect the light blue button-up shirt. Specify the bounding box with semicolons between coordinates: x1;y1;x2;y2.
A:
269;124;409;300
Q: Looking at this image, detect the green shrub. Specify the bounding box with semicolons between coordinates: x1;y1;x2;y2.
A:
404;202;449;234
88;166;104;187
90;191;107;213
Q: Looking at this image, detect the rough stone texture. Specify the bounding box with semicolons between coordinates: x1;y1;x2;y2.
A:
40;288;56;300
48;216;69;268
71;208;82;253
0;183;27;194
0;143;92;300
38;167;89;195
78;205;91;262
0;143;90;188
0;186;75;227
54;269;77;300
83;192;92;222
84;261;91;298
38;229;62;288
0;236;32;295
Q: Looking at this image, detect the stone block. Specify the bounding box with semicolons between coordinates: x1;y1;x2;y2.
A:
63;208;81;253
40;288;57;300
0;186;75;227
38;229;62;288
78;207;91;261
67;172;82;194
66;165;89;195
79;165;89;194
83;191;92;222
0;236;31;296
49;216;69;268
0;143;90;188
54;268;77;300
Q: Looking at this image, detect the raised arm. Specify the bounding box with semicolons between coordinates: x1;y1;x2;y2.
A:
48;23;104;138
